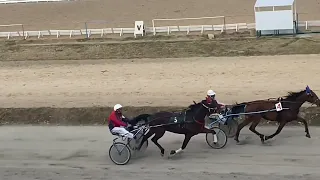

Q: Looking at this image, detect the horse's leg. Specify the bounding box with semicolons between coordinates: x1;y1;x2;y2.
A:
202;128;218;144
169;133;195;156
296;116;311;138
265;120;287;141
150;128;166;156
248;117;266;143
234;116;254;143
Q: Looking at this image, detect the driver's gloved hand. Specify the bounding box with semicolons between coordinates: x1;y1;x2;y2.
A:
126;125;134;131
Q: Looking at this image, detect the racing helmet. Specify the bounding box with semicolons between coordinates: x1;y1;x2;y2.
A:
207;89;216;99
114;104;123;111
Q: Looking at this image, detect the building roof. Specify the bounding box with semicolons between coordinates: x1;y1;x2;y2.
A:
255;0;294;7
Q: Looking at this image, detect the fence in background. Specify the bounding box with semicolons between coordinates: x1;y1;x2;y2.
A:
0;0;73;4
152;16;226;35
0;20;319;39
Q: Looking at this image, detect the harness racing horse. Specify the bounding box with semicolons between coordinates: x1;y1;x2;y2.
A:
230;86;320;144
136;100;219;157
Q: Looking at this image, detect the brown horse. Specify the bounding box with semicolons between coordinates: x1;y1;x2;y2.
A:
230;86;320;144
136;99;219;157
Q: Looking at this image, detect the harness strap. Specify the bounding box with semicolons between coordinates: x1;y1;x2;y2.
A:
194;119;204;125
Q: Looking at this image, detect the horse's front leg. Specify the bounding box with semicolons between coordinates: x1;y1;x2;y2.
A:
169;133;195;156
265;120;287;141
202;128;218;144
297;116;311;138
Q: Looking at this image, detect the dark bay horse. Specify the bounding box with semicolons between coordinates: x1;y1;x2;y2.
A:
136;99;219;157
230;86;320;144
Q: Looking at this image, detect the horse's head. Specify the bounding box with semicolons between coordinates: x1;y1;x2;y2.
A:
188;100;217;116
286;86;320;106
304;86;320;106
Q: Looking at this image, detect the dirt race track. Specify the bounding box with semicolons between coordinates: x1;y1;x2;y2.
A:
1;0;320;177
1;54;320;108
1;40;320;178
1;126;320;180
1;31;320;179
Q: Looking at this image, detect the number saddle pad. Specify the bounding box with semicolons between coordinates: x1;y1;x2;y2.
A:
169;111;188;124
168;110;208;126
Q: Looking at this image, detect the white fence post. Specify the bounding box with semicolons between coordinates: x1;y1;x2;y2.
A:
305;21;308;30
101;29;104;37
0;20;319;39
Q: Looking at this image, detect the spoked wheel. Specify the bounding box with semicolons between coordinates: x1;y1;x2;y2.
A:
206;127;228;149
219;118;239;138
109;142;131;165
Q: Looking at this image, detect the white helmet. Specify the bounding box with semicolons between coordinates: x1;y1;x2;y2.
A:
207;90;216;96
114;104;123;111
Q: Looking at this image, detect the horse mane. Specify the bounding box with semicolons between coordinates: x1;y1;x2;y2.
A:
188;101;201;110
227;89;307;108
232;101;247;106
283;90;306;100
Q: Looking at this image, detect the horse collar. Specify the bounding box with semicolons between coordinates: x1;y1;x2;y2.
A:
201;102;215;111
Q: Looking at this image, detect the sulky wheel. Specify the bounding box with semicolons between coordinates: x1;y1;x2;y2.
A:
206;127;228;149
109;142;132;165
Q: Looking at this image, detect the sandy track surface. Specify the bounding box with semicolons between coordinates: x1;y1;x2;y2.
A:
0;0;319;30
0;126;319;180
1;54;320;108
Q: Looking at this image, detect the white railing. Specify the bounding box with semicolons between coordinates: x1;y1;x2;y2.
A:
152;16;226;35
0;0;73;4
0;23;255;39
0;21;319;39
297;20;320;30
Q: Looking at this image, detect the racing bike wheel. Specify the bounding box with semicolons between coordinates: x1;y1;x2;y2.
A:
206;127;228;149
109;142;131;165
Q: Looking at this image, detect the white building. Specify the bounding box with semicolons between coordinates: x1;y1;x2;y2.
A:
254;0;297;36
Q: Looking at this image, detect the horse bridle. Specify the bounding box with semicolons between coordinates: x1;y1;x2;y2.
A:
309;98;320;106
201;102;217;113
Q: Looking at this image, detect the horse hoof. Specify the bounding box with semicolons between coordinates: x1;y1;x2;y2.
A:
160;150;164;157
306;134;311;138
161;150;165;157
260;135;266;143
170;150;176;155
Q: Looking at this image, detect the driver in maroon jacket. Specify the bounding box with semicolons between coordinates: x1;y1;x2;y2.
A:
108;104;134;139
